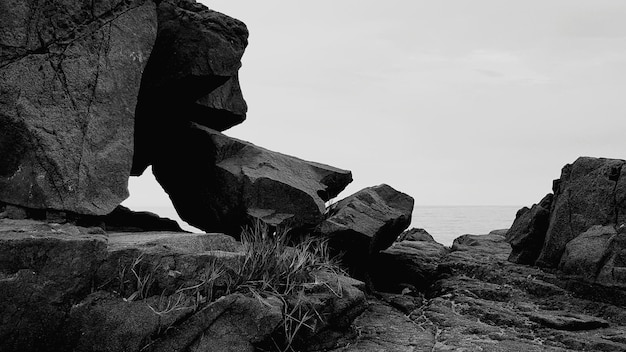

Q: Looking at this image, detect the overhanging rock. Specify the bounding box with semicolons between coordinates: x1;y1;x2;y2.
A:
153;123;353;235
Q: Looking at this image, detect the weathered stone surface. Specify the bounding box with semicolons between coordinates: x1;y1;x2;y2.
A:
132;0;248;175
0;0;157;215
409;232;626;352
282;271;368;351
153;123;352;235
371;240;447;292
149;293;283;352
66;291;191;352
0;220;107;351
559;225;626;289
527;311;610;331
537;157;626;268
328;299;434;352
397;227;435;242
317;184;414;278
507;193;553;265
97;232;243;296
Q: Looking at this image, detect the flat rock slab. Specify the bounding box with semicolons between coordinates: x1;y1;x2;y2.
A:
98;232;244;296
329;299;434;352
107;231;239;253
528;311;610;331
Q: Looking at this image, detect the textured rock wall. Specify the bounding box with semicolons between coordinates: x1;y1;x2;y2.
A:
0;0;157;215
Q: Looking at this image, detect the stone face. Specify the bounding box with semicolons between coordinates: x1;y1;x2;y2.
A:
536;157;626;268
559;225;626;289
132;0;249;175
506;193;553;265
152;123;352;235
372;240;447;292
0;0;157;215
317;184;414;279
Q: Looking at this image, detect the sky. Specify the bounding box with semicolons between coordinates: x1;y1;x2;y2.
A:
124;1;626;228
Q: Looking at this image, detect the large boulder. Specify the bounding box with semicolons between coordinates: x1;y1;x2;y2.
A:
506;194;553;265
132;0;249;175
0;0;157;215
536;157;626;268
371;239;447;292
153;123;352;235
559;224;626;289
317;184;414;278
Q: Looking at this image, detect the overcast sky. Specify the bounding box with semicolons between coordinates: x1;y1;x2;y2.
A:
126;0;626;213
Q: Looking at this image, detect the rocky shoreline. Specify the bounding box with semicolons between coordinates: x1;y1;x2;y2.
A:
2;0;626;350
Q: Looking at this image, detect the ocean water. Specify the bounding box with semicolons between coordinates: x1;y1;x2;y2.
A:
133;204;521;247
413;205;521;246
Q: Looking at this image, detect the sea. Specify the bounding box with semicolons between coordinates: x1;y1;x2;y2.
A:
134;205;521;247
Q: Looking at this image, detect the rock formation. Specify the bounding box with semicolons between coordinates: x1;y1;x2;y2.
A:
317;184;414;279
537;157;626;268
506;193;553;265
507;157;626;291
0;0;157;215
153;123;353;235
131;0;249;175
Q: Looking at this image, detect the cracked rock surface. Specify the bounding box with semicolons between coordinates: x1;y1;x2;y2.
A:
0;0;157;214
537;157;626;268
329;233;626;352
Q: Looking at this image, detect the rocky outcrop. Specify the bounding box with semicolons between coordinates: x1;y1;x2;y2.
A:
0;219;367;352
132;0;249;175
317;184;414;279
536;157;626;268
0;0;157;215
153;123;352;235
331;232;626;352
506;193;553;265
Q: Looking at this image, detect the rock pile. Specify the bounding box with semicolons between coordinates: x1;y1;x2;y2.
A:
0;0;416;350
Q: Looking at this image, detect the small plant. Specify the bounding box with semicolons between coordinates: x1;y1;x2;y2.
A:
234;220;345;352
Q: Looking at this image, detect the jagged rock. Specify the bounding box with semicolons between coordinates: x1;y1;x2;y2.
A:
507;193;553;265
317;184;414;279
132;0;248;175
397;227;435;242
0;0;157;215
371;240;447;292
100;205;184;232
152;123;352;235
559;225;626;289
0;220;107;351
536;157;626;268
